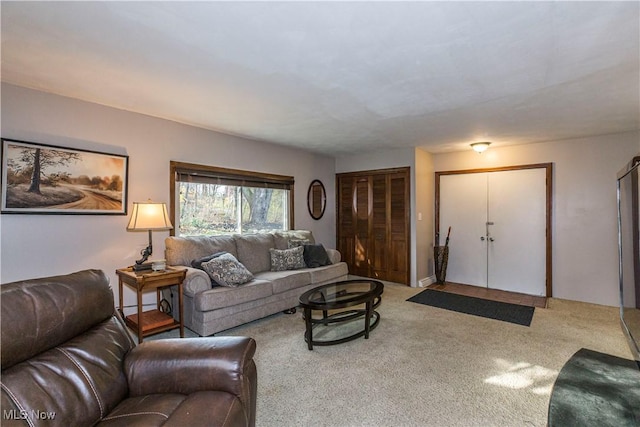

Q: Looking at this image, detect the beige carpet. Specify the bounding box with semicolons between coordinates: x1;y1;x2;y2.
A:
153;283;633;427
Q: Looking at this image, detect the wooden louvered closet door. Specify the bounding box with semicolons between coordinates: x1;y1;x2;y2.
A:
337;168;410;285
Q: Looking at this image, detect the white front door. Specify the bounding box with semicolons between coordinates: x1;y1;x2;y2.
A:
487;168;547;295
439;168;547;296
439;173;488;287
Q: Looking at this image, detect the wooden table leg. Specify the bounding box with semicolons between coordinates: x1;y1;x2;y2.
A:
118;278;124;318
137;289;143;343
178;283;184;338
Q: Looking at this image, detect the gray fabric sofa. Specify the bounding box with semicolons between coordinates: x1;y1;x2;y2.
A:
165;230;348;336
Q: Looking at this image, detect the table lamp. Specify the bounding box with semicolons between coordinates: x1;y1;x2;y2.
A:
127;200;173;271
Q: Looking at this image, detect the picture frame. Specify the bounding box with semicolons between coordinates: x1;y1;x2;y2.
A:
1;138;129;215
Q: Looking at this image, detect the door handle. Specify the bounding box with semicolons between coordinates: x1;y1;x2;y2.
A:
480;237;485;241
489;237;495;242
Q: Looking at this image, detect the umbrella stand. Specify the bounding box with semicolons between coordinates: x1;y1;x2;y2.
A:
434;245;449;284
434;226;451;284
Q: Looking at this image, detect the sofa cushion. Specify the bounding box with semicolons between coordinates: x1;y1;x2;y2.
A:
195;280;273;311
308;262;349;284
101;393;187;426
190;281;337;336
235;233;275;273
273;230;315;249
100;390;246;427
165;235;238;267
160;391;247;427
254;270;312;294
303;244;331;268
269;246;306;271
202;253;254;287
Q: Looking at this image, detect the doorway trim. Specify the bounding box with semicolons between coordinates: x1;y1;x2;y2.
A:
435;163;553;297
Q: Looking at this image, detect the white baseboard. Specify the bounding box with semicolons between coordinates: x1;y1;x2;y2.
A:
418;276;436;287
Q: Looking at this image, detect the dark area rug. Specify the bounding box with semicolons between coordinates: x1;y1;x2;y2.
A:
407;289;534;326
548;348;640;427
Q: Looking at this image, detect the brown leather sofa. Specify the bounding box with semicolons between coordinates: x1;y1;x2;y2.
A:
1;269;257;426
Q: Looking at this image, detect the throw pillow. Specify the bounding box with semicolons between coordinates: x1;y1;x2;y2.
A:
201;253;254;287
270;246;306;271
191;251;227;270
288;238;311;249
303;244;331;268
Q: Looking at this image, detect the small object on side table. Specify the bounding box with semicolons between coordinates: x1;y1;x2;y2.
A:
152;259;167;271
132;261;154;272
116;266;186;343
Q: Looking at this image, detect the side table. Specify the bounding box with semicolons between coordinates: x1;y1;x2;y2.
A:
116;266;186;343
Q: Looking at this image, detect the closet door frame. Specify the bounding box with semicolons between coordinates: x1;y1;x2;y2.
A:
435;163;553;297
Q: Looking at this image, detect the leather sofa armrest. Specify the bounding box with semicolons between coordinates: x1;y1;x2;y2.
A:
325;248;341;264
125;336;257;400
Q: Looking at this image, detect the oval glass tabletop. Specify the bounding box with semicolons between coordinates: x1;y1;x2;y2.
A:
299;279;384;310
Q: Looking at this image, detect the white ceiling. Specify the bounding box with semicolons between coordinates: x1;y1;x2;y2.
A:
1;1;638;156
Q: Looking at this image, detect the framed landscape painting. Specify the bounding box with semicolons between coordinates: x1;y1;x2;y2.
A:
1;139;128;214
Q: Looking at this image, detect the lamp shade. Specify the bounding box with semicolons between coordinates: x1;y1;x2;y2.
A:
126;201;173;231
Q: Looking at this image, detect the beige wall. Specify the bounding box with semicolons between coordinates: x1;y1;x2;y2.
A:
432;132;639;306
414;148;435;283
335;148;415;174
0;84;337;307
2;83;635;307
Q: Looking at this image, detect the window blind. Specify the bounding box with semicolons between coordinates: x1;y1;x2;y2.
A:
175;169;294;190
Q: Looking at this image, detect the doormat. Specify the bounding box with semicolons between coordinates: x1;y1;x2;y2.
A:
548;348;640;427
407;289;534;326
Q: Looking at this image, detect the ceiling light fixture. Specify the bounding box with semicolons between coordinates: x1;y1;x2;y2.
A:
471;142;491;153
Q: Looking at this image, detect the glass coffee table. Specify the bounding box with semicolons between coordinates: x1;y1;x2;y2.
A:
298;279;384;350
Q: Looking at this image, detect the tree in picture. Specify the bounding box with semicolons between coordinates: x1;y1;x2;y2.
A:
2;139;128;214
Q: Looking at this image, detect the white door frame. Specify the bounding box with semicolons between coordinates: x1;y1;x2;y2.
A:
435;163;553;297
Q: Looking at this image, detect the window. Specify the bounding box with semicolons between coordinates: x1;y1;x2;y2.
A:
170;161;294;236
